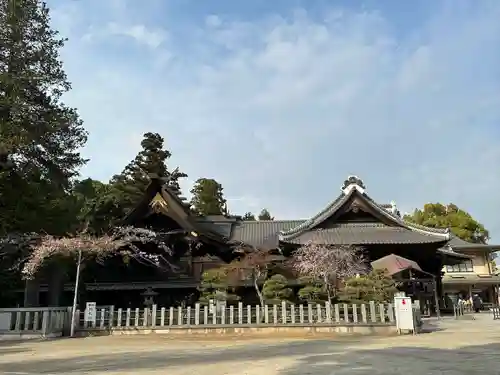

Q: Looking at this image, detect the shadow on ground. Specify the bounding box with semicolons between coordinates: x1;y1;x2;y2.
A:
281;343;500;374
0;336;499;374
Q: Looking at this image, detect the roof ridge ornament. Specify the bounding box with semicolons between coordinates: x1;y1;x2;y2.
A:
341;175;366;195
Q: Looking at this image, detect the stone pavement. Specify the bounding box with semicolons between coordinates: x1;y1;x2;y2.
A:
0;314;499;374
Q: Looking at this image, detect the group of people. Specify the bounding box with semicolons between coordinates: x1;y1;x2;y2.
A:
457;294;483;313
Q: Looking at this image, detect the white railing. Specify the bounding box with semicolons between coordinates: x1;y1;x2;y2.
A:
75;301;396;330
0;307;69;337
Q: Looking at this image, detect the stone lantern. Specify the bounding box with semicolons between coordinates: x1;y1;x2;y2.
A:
141;287;158;308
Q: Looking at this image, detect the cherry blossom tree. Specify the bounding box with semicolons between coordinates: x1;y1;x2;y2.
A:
0;226;184;280
291;242;368;304
222;245;280;308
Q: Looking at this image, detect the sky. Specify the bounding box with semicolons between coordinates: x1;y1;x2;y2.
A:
46;0;500;242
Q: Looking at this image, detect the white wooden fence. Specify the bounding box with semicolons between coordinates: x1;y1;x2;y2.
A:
75;301;395;330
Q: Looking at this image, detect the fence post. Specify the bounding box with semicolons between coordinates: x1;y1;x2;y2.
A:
126;308;131;327
307;304;313;323
229;306;234;325
221;306;226;325
134;308;139;327
33;311;40;331
361;304;367;323
352;304;358;323
238;302;243;325
41;311;49;336
343;304;349;323
151;305;157;328
169;307;174;326
256;305;260;324
160;307;166;326
291;304;296;324
178;307;183;326
108;306;115;329
273;305;278;325
281;301;287;324
247;305;251;324
203;305;208;325
117;308;122;327
379;304;385;322
194;304;200;325
326;303;332;322
264;305;269;324
143;308;149;327
388;304;394;322
100;309;106;329
316;304;322;323
186;306;191;326
369;301;376;323
334;304;340;323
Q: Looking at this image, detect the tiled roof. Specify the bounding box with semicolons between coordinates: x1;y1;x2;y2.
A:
371;254;423;276
278;183;449;241
231;222;449;246
230;220;304;247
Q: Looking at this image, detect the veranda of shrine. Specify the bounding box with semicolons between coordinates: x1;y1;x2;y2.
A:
19;175;500;313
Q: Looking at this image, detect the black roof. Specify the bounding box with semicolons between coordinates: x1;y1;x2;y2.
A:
129;175;496;255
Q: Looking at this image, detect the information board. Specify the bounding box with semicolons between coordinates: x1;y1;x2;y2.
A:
85;302;97;324
394;296;414;332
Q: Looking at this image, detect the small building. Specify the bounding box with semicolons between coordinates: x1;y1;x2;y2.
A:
26;175;500;309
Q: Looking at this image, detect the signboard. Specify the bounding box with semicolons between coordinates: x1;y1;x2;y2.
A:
394;296;414;332
85;302;97;324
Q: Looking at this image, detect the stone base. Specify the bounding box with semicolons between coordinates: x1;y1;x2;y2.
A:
77;324;397;338
0;331;62;341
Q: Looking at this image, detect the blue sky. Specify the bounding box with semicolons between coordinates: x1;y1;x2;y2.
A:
47;0;500;242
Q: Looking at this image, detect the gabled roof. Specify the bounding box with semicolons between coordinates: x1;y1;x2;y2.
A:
371;254;423;276
278;175;450;245
124;175;227;245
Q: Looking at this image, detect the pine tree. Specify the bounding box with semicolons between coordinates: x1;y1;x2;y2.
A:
0;0;87;184
110;132;187;211
0;0;87;303
190;178;227;216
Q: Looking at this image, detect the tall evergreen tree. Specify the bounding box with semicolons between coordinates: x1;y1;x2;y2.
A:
190;178;227;216
0;0;87;304
0;0;87;185
0;0;87;236
110;132;187;212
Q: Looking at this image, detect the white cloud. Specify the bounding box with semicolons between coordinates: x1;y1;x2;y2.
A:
51;1;500;241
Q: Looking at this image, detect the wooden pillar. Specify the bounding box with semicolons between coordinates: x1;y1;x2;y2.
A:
23;279;40;307
47;266;65;306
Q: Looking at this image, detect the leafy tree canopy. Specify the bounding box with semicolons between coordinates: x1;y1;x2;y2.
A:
297;276;328;303
262;274;292;303
404;203;489;243
242;212;255;221
340;269;398;304
190;178;227;216
258;209;273;220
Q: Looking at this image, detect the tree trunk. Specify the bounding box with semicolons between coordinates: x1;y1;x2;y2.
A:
253;276;265;323
324;274;333;305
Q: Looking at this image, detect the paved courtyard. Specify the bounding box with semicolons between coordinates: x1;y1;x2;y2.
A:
0;315;499;374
